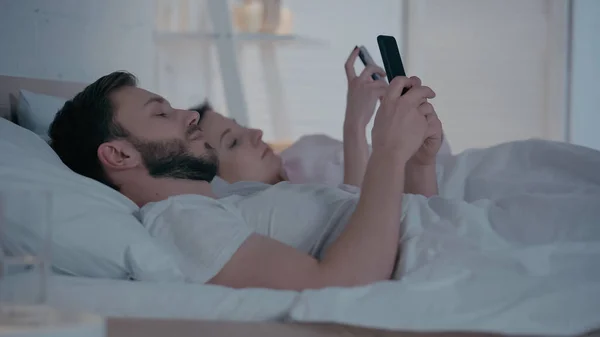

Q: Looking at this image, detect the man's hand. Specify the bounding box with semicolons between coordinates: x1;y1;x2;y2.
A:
371;76;436;160
409;103;443;166
344;47;388;128
395;76;442;197
404;76;443;166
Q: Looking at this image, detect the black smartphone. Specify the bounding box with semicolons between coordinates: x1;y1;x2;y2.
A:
357;45;381;81
377;35;408;94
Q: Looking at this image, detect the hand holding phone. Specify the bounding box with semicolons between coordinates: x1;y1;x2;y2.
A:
344;46;389;128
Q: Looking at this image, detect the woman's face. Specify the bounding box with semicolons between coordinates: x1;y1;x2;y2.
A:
200;110;283;184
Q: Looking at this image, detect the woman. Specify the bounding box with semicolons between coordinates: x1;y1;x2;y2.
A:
195;47;444;188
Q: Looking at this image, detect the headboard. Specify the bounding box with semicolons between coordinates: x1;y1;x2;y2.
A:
0;75;86;122
0;75;292;152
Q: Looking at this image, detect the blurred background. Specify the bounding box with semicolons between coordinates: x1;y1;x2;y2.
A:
0;0;598;153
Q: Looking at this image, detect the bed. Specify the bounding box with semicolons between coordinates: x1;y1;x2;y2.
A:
1;74;600;337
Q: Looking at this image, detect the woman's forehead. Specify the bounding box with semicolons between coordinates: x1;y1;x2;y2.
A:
200;111;243;142
202;111;239;130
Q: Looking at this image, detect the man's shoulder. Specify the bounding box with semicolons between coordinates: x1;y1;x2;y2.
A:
243;182;359;209
211;178;273;198
145;193;220;208
140;194;240;225
221;180;344;194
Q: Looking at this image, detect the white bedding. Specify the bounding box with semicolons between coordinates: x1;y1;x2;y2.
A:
0;272;297;321
291;139;600;335
2;139;599;336
279;133;452;185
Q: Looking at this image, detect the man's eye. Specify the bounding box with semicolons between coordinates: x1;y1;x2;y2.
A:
229;139;238;149
157;112;168;117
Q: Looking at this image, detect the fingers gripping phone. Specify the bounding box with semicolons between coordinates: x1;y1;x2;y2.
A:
357;45;381;81
377;35;408;94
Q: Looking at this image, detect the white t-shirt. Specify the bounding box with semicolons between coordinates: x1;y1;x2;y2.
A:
140;182;359;283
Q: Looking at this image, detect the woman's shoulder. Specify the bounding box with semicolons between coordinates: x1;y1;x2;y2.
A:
280;134;345;185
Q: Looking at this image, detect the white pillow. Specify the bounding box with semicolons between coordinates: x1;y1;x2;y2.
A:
16;90;67;141
0;118;175;279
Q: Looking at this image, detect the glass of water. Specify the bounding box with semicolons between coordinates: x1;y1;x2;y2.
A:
0;190;53;326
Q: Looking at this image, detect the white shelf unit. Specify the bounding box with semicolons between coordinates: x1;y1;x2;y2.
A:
154;31;326;45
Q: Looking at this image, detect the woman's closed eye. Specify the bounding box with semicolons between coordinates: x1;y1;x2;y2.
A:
228;139;239;149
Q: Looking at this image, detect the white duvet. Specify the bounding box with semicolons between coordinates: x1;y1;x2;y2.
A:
291;139;600;335
2;139;599;336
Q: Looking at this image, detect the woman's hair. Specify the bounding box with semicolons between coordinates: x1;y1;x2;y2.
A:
189;100;212;123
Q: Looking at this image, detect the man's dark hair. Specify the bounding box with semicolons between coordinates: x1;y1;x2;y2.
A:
189;100;212;123
48;71;137;190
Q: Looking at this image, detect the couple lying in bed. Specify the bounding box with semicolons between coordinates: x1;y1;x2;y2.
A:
47;53;600;290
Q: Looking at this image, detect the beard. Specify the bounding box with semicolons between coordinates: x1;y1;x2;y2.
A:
129;137;218;182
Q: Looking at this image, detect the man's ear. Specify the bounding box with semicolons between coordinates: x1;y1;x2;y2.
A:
97;140;140;171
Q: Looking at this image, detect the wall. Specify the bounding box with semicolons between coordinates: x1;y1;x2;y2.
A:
0;0;155;89
194;0;565;152
569;0;600;150
241;0;403;142
0;0;403;144
404;0;567;153
155;0;405;143
0;0;578;153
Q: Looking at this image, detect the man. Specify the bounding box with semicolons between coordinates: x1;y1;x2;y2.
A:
49;71;439;290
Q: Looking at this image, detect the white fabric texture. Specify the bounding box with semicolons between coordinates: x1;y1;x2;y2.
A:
206;139;600;335
280;133;452;185
144;138;600;335
139;194;253;283
0;271;298;322
16;90;67;140
287;139;600;336
0;118;165;279
139;182;360;283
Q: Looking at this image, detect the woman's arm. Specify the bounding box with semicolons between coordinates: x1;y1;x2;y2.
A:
342;47;387;187
343;121;370;186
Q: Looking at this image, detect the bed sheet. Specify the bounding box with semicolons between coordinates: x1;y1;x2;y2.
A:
0;272;298;321
290;242;600;336
2;139;599;336
3;257;598;337
289;139;600;336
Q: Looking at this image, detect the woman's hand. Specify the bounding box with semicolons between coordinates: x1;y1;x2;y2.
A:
342;47;387;187
344;47;388;129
